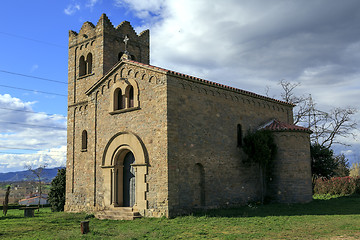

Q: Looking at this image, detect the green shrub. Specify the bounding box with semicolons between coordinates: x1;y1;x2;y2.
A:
48;168;66;212
314;176;360;195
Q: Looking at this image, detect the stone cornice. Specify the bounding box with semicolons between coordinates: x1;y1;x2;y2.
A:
68;101;88;108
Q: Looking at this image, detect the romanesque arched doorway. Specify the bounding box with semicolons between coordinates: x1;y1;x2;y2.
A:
102;132;148;211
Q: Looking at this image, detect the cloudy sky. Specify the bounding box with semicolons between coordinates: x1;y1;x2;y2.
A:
0;0;359;172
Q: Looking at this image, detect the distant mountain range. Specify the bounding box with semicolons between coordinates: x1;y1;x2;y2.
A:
0;167;64;182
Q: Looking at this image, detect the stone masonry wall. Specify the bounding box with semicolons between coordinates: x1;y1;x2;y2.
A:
268;131;312;203
166;75;294;216
66;62;169;217
93;64;168;217
66;101;96;212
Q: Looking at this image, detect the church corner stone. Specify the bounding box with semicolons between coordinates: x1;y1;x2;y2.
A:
65;14;313;219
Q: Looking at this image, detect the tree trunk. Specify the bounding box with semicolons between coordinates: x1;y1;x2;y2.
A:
38;177;41;212
3;186;10;216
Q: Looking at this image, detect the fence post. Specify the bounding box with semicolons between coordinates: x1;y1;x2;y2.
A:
81;221;90;234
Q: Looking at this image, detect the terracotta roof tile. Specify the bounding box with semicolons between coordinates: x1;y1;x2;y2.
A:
259;119;312;133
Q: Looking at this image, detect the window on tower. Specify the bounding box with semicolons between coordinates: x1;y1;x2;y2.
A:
86;53;93;74
79;53;93;77
79;56;86;76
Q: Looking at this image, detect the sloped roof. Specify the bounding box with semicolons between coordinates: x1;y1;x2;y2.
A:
19;196;48;203
86;59;294;107
259;119;312;133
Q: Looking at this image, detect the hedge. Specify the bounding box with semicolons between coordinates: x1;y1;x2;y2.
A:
314;176;360;195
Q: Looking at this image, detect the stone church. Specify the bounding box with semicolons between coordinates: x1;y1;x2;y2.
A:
65;14;312;219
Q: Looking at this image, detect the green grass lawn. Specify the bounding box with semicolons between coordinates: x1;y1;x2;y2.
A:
1;195;360;239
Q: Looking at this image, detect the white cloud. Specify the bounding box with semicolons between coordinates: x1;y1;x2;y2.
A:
117;0;360;163
64;4;81;15
0;146;66;173
114;0;165;18
0;94;66;173
118;0;360;101
30;64;39;73
86;0;101;8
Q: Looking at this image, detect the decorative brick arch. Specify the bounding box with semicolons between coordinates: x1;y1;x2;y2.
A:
101;132;148;211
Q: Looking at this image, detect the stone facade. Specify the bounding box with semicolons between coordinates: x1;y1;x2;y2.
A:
65;14;312;218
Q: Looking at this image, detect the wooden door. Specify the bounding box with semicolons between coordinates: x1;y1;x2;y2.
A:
123;152;135;207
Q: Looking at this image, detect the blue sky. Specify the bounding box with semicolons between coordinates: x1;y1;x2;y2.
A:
0;0;144;172
0;0;359;172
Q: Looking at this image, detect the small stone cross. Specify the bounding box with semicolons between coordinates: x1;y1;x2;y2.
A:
123;35;129;53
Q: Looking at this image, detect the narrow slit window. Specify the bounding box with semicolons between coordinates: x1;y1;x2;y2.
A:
237;124;242;148
82;130;88;150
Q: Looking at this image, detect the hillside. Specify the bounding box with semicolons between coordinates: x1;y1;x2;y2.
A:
0;167;64;182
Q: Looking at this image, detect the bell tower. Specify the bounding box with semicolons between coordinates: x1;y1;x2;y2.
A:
67;13;149;104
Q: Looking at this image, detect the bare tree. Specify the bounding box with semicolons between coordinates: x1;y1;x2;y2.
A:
279;79;302;104
25;164;47;211
278;80;357;149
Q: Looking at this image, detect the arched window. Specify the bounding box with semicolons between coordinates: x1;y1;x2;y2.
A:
86;53;93;74
79;56;86;76
114;88;123;110
128;86;134;108
81;130;88;151
111;82;139;113
237;124;242;148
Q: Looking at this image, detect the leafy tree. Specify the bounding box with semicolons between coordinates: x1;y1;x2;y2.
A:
243;130;277;203
350;162;360;177
311;143;337;179
333;154;350;177
48;168;66;212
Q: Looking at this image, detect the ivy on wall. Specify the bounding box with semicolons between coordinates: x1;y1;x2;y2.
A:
243;130;277;203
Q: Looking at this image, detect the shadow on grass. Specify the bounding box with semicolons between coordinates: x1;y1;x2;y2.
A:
193;194;360;218
0;215;25;220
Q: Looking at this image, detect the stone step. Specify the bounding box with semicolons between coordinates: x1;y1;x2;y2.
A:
95;208;142;220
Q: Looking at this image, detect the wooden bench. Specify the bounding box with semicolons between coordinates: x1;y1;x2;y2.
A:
19;207;39;217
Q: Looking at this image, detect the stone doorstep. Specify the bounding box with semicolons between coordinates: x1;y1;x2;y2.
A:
95;207;142;220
